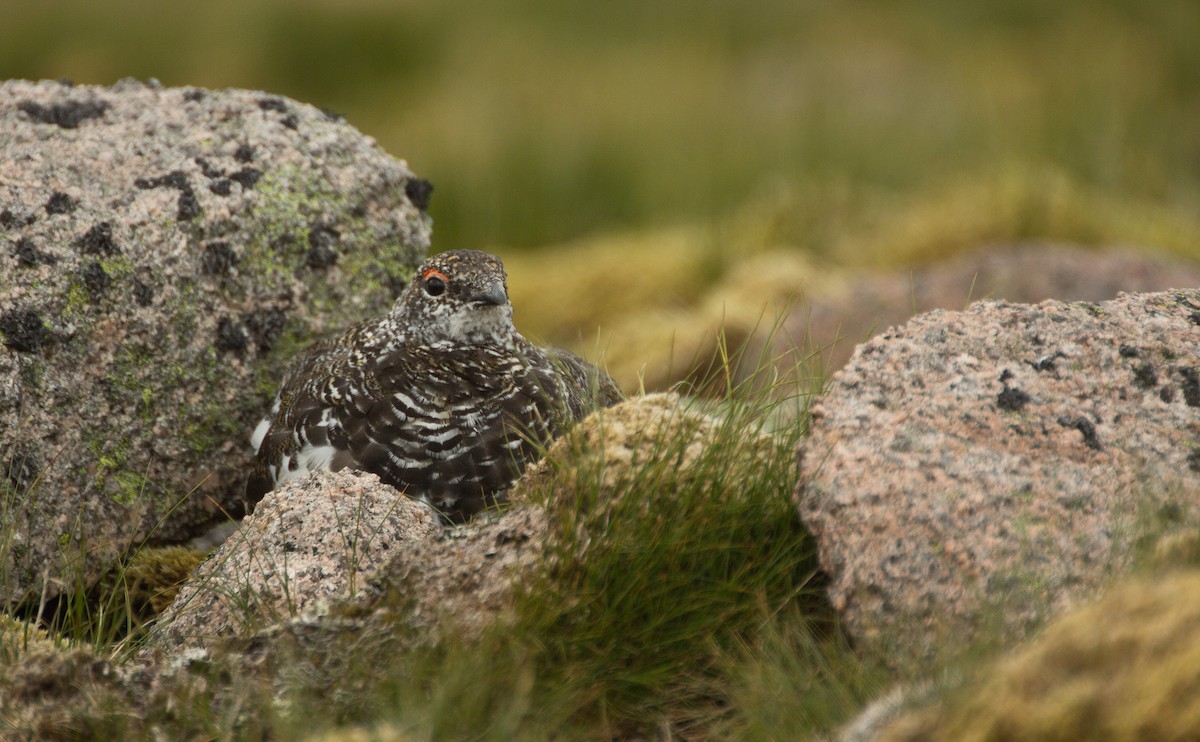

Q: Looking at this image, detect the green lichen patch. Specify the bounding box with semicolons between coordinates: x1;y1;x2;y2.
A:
85;435;140;506
61;279;92;320
240;166;354;293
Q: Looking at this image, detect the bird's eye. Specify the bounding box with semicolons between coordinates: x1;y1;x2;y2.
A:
422;268;449;297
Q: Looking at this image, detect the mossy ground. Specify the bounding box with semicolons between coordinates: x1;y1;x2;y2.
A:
0;348;884;740
506;167;1200;392
879;568;1200;742
30;383;1199;741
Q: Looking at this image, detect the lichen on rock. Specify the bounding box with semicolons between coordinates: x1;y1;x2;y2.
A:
0;78;430;602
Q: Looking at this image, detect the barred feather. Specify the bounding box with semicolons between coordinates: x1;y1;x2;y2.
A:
247;249;621;521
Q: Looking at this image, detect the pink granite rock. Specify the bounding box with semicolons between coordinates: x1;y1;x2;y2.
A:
151;470;440;649
384;505;549;640
798;289;1200;661
0;79;429;601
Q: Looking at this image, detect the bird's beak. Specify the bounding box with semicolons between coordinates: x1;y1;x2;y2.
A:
469;282;507;306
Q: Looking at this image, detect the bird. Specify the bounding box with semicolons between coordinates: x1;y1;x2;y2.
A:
246;249;622;522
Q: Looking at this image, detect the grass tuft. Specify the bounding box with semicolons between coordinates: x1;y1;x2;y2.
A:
495;342;833;735
717;612;886;741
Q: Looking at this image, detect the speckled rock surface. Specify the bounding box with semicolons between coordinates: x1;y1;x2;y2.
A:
0;79;430;600
798;290;1200;661
513;393;760;501
383;505;550;640
516;389;720;494
152;470;440;649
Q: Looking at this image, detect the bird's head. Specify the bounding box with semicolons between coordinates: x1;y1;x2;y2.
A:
392;249;516;345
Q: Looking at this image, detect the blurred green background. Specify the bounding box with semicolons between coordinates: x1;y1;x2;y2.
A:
5;0;1198;253
8;0;1200;385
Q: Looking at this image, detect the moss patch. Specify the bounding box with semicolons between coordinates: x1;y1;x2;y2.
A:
884;570;1200;741
123;545;206;614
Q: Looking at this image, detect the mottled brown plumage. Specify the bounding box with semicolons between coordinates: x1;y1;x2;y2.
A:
247;249;621;521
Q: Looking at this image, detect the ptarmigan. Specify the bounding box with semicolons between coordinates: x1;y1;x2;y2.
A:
246;249;621;521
